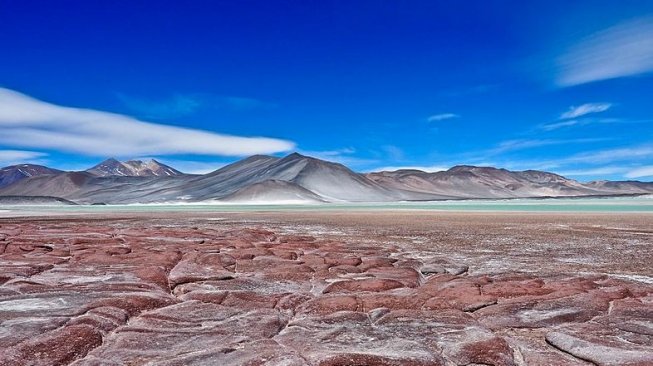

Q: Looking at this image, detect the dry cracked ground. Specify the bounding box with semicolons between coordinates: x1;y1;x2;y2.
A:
0;211;652;365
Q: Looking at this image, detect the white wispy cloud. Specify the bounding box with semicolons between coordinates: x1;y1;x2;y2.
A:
0;150;48;167
489;138;605;155
626;166;653;179
556;16;653;86
560;103;612;119
490;139;559;154
427;113;459;122
539;117;642;132
539;120;582;131
562;144;653;165
515;145;653;170
0;88;295;157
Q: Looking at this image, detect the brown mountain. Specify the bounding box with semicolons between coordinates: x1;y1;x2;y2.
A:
0;164;63;189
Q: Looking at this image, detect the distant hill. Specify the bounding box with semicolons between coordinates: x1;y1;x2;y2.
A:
366;165;609;199
1;153;652;204
0;164;62;188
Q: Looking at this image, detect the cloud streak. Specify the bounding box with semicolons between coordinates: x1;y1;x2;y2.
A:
0;150;48;166
560;103;611;119
562;145;653;165
556;16;653;86
539;119;583;131
537;103;614;131
626;166;653;178
0;88;295;157
427;113;459;122
488;138;605;155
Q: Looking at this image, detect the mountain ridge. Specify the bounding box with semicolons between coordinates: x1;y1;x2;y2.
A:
1;153;651;204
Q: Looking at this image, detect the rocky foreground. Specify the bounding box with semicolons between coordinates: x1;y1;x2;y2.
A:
0;213;652;365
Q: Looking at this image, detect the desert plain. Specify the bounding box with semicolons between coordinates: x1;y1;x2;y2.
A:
0;210;652;365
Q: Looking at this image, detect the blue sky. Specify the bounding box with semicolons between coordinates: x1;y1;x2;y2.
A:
1;1;652;180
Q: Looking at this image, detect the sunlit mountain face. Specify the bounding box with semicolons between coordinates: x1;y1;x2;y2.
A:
1;153;651;205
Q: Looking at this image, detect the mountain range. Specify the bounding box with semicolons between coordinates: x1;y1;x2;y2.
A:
0;154;651;204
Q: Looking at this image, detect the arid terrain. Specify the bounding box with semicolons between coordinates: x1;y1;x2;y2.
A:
0;211;652;365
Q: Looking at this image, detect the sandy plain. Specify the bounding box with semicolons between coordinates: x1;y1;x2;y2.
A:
0;210;651;365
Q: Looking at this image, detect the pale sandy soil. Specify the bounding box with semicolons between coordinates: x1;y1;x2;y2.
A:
211;211;653;277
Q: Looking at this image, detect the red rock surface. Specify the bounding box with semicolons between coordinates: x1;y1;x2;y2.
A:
0;215;652;365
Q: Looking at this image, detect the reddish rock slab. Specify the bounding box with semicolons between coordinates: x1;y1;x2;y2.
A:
374;310;517;366
75;301;289;365
1;219;652;366
145;339;307;366
546;330;653;366
365;266;423;288
476;285;631;329
1;324;103;366
297;295;360;315
168;252;235;288
276;311;448;366
322;278;406;293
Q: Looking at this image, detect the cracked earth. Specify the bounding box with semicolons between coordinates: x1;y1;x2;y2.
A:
0;211;651;365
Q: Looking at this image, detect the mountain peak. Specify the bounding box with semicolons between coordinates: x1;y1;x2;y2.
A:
285;152;308;160
101;157;121;163
447;165;511;174
448;165;482;172
86;158;183;177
